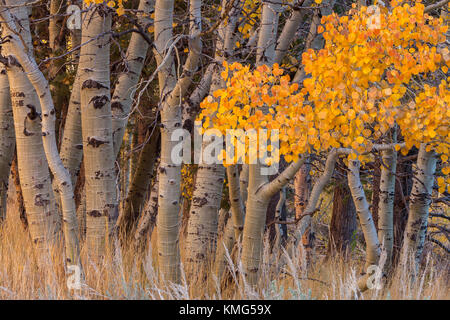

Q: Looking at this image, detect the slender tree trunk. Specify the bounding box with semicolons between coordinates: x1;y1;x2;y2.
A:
60;73;82;185
240;0;282;286
10;155;27;228
242;165;271;285
49;0;69;142
392;152;413;265
213;164;245;283
294;161;313;254
111;0;153;156
400;144;437;271
377;132;397;272
274;0;316;63
184;0;241;269
227;165;245;240
155;0;202;283
371;157;381;231
214;210;235;284
185;161;225;269
347;159;381;291
119;128;160;236
0;65;14;221
79;3;117;259
134;167;159;247
2;2;60;248
1;3;81;268
239;164;249;207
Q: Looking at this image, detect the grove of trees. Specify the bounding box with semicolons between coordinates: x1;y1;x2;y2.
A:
0;0;448;298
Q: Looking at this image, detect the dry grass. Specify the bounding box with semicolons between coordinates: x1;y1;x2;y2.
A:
0;204;448;300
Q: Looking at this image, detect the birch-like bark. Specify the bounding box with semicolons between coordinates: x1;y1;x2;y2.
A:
1;2;60;247
294;162;311;220
119;128;160;235
294;161;312;251
60;73;82;184
79;3;117;259
182;64;214;132
0;65;14;221
211;164;245;284
155;0;202;283
1;5;80;267
273;0;312;64
400;144;437;270
111;0;153;156
348;159;381;291
241;165;271;285
240;0;282;285
239;164;249;207
214;210;235;283
134;168;159;246
292;149;350;248
227;165;245;240
184;0;233;270
377;132;397;271
256;0;281;66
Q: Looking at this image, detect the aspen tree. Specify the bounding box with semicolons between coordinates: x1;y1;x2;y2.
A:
154;0;202;282
0;2;81;268
0;65;14;221
1;1;60;247
79;2;117;258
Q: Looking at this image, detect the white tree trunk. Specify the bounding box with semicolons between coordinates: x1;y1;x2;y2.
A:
111;0;153;156
135;168;159;245
60;73;82;185
155;0;202;283
1;1;60;248
0;65;14;221
347;159;381;291
1;4;81;268
377;132;397;271
400;144;437;270
79;3;117;259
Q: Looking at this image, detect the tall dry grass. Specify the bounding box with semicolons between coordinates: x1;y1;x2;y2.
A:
0;201;448;300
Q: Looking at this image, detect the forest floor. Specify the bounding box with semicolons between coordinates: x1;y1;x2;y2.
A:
0;201;448;300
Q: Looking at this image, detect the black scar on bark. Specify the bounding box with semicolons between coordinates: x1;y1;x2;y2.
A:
193;197;208;206
111;101;124;112
87;137;107;148
7;56;24;71
94;171;104;179
90;95;110;109
23;118;34;136
35;194;50;207
11;92;25;97
87;210;102;217
81;79;108;90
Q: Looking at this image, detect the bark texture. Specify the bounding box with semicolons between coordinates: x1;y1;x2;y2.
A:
400;144;437;270
377;135;397;271
155;0;202;282
0;65;14;221
1;4;81;268
79;3;117;259
2;2;60;248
